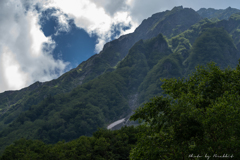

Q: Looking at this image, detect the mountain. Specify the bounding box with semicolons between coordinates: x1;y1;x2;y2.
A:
0;6;202;131
1;6;240;154
197;7;240;20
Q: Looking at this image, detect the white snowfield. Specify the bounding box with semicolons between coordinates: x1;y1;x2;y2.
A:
107;118;125;129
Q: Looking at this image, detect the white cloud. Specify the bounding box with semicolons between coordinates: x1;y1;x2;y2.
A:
0;0;136;93
36;0;240;53
1;0;240;93
41;0;240;53
51;10;71;35
41;0;136;53
1;48;29;90
0;0;69;93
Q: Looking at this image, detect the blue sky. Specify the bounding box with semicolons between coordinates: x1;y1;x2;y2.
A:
40;13;97;68
0;0;240;93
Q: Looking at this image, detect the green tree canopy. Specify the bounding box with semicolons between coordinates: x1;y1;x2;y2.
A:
130;62;240;160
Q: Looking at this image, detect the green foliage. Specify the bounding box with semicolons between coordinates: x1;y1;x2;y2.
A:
2;8;240;158
0;71;131;152
0;54;113;132
130;62;240;159
0;126;140;160
197;7;240;20
2;21;240;154
82;56;112;83
229;13;240;21
138;53;183;104
172;18;212;45
186;27;238;73
0;33;173;154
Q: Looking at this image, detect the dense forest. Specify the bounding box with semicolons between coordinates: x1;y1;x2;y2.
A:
1;6;240;159
1;62;240;159
0;126;140;160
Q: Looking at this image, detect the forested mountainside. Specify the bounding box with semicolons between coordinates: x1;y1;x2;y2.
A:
0;126;141;160
197;7;240;20
1;6;240;155
0;6;201;131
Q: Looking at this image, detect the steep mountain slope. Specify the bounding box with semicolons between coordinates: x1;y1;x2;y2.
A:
186;28;239;72
132;6;202;40
170;12;240;62
138;27;239;104
1;6;240;154
0;6;203;131
216;13;240;51
0;33;173;152
0;21;239;153
93;6;202;69
197;7;240;20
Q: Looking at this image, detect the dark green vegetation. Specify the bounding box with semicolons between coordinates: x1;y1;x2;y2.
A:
0;33;172;153
0;126;139;160
1;6;240;158
0;6;201;131
130;62;240;159
2;62;240;159
197;7;240;20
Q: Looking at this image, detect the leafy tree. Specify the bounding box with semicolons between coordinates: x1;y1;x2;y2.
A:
0;126;140;160
0;138;50;160
130;62;240;159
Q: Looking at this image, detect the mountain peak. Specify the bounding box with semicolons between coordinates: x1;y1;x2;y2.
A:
2;7;240;154
133;6;202;40
171;6;184;11
197;7;240;20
